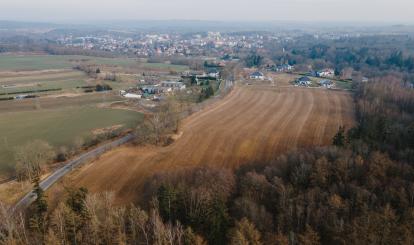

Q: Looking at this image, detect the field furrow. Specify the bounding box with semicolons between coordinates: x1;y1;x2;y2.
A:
70;85;354;204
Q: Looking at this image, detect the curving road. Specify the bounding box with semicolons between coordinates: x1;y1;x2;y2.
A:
12;134;134;213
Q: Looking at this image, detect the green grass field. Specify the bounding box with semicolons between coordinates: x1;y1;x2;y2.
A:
335;80;353;90
0;55;135;71
0;54;188;72
142;62;188;72
0;71;89;96
0;106;143;174
0;53;187;177
0;55;77;71
0;80;87;97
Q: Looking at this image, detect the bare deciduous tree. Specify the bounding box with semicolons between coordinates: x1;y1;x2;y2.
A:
0;201;29;244
14;140;55;181
135;98;181;146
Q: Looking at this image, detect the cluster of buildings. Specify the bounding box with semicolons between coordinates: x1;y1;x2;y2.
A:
119;65;223;100
295;76;334;88
120;81;186;100
293;68;336;87
56;32;288;58
265;64;294;72
181;68;221;83
117;60;224;100
57;35;133;53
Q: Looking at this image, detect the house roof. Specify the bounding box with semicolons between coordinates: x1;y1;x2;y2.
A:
319;69;334;73
319;79;333;84
161;81;183;84
250;71;264;77
279;64;291;68
207;67;219;73
298;76;311;82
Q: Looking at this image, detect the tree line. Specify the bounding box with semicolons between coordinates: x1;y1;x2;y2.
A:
256;34;414;82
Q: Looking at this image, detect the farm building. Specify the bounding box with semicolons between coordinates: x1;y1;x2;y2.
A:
161;81;186;91
141;85;161;94
120;90;142;99
207;68;220;79
182;71;207;78
123;93;142;99
250;71;265;80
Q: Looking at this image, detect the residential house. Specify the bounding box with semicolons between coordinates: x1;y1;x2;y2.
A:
273;64;294;72
297;76;312;86
317;69;335;78
319;79;333;88
250;71;265;80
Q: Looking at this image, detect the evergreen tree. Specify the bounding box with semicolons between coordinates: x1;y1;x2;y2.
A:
157;184;178;223
206;198;231;245
333;126;346;147
29;174;48;242
66;187;88;216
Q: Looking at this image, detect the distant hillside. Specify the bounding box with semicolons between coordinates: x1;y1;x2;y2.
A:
0;20;60;29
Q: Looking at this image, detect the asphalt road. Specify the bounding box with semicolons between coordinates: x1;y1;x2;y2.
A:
12;134;134;213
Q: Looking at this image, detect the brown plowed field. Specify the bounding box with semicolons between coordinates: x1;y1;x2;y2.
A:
70;85;354;204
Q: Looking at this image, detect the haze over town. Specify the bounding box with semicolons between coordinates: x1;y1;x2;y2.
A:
1;0;414;23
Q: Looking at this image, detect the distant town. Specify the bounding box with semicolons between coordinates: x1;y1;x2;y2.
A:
54;30;388;58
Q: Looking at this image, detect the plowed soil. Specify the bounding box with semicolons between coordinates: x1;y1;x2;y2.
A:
69;84;354;204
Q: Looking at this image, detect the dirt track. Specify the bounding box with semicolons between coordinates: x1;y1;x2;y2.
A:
70;85;354;204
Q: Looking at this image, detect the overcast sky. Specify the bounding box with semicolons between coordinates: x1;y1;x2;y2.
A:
1;0;413;23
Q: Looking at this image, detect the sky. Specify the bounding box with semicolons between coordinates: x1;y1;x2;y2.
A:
1;0;413;23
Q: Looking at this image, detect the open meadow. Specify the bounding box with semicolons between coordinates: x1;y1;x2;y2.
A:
0;70;89;97
0;54;188;72
0;54;172;177
0;54;188;98
59;80;355;205
0;104;143;174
